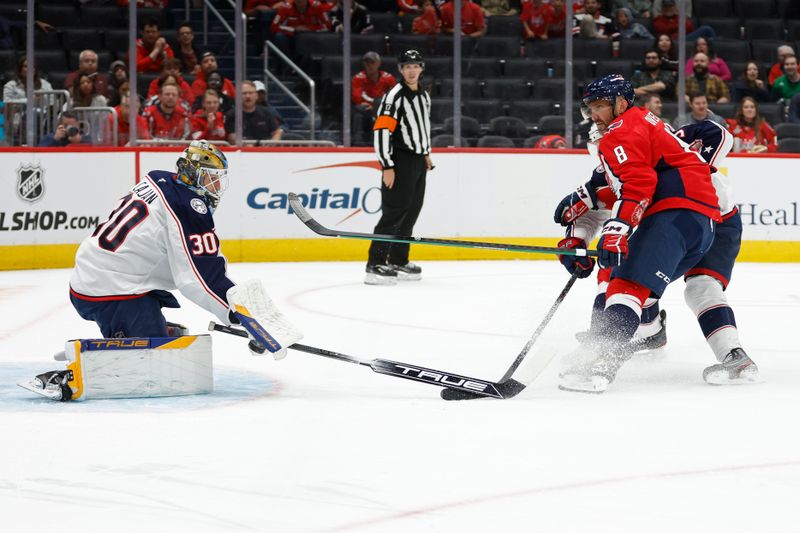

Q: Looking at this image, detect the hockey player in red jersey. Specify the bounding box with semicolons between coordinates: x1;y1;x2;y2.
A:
557;74;723;393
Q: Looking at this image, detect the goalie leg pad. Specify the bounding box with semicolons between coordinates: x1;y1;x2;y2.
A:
227;280;303;360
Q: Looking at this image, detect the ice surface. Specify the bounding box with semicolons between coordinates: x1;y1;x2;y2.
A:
1;261;798;533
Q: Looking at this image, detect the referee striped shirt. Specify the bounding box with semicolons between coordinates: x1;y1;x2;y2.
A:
372;82;432;169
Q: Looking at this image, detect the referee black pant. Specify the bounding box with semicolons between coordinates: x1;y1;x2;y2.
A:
368;149;427;266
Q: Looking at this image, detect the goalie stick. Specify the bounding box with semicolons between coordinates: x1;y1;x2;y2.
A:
287;193;598;258
209;272;577;400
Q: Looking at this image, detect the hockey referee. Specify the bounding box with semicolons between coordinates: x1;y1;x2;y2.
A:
365;49;434;285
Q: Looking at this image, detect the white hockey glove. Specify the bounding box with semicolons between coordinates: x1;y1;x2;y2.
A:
227;280;304;360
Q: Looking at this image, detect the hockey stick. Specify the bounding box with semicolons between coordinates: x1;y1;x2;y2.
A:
440;270;579;400
209;322;515;399
287;193;599;258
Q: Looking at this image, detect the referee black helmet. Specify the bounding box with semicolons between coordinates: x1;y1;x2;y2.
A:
398;49;425;70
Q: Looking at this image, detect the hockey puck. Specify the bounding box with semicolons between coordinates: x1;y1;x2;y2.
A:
440;388;486;401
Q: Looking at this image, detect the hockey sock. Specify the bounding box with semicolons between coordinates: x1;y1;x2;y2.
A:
589;291;606;332
685;275;742;362
598;303;641;346
634;298;662;339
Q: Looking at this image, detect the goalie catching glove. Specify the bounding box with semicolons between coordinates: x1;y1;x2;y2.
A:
227;279;303;360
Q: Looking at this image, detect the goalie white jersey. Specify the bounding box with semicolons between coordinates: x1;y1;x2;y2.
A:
70;171;235;324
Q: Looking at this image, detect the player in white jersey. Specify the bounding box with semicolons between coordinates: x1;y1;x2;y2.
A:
25;140;302;400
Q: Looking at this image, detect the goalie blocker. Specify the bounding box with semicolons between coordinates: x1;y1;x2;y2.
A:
18;336;214;401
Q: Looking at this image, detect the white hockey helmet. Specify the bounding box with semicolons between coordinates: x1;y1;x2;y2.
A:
176;140;229;209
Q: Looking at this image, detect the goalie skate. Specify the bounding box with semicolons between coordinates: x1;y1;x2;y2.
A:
703;348;760;385
17;371;73;401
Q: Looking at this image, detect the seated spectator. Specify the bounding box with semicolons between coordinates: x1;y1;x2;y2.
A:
135;17;175;73
788;93;800;123
534;134;566;148
674;93;726;128
191;53;237;100
39;111;92;147
173;22;202;75
0;16;54;50
652;0;711;41
270;0;332;60
521;0;554;40
141;82;189;140
482;0;518;17
611;0;653;18
684;37;730;82
652;0;691;17
108;90;151;146
330;0;374;33
731;61;771;103
641;93;664;120
656;33;678;71
686;52;730;103
147;58;195;102
768;45;794;88
107;60;129;107
254;80;287;127
547;0;568;38
3;55;52;102
412;0;441;35
631;49;675;99
352;51;396;145
397;0;422;15
440;0;486;37
225;80;284;144
190;89;228;141
71;73;108;108
771;55;800;102
614;7;653;39
574;0;614;39
191;71;234;114
725;97;776;153
64;50;110;99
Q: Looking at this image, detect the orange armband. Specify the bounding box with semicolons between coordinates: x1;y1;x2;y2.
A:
373;115;398;132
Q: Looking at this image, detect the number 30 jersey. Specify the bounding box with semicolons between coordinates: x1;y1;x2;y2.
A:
70;170;235;324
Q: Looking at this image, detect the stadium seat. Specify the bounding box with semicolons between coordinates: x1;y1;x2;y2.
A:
430;97;456;123
775;122;800;138
0;50;16;75
619;39;656;61
296;33;342;59
712;39;751;63
443;115;481;138
431;134;469;147
434;36;477;57
760;102;785;124
777;0;800;17
477;135;515;148
370;12;397;34
104;29;131;53
712;102;736;119
464;99;504;124
734;0;778;18
533;78;565;100
537;115;566;134
437;78;482;98
390;35;435;56
462;58;501;78
592;59;635;78
474;36;520;58
503;58;547;78
745;20;786;41
573;39;613;60
525;38;565;60
661;102;679;123
34;31;62;51
63;29;104;52
695;0;734;18
509;100;555;124
777;137;800;152
751;40;790;63
698;18;742;40
488;16;523;36
350;34;386;55
38;5;81;27
35;50;68;74
137;8;169;29
0;4;26;22
787;20;800;41
80;6;126;28
482;78;533;100
424;57;455;78
488;116;529;138
44;70;70;90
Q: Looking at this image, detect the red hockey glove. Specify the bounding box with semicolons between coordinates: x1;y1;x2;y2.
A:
557;237;596;278
597;218;631;269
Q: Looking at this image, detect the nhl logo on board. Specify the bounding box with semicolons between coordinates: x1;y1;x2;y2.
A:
190;198;208;214
16;164;45;203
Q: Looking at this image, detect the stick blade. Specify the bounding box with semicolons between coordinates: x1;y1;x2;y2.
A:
440;379;526;401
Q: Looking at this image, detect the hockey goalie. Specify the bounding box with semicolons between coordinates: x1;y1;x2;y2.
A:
19;140;302;401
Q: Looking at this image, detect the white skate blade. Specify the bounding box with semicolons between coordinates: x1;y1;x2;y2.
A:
704;367;762;386
395;271;421;281
558;374;610;394
17;380;63;400
364;273;397;286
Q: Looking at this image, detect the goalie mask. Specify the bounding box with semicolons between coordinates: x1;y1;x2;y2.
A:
176;140;229;209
